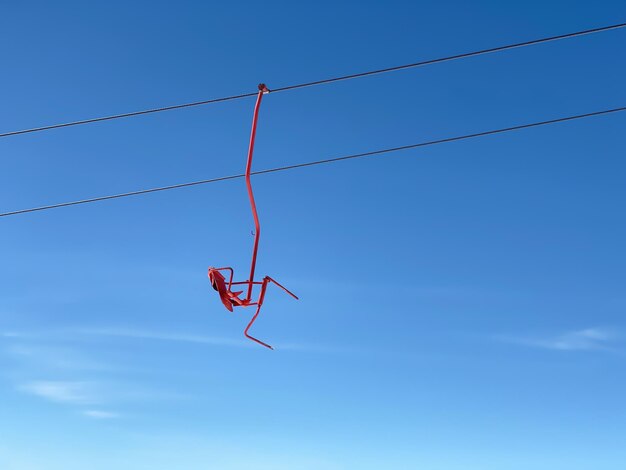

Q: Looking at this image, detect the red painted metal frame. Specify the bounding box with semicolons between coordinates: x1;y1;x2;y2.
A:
207;84;298;350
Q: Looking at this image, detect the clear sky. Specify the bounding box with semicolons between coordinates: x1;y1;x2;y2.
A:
1;1;626;469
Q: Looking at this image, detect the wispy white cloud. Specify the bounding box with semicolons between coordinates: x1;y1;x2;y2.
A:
18;381;98;405
276;342;361;354
78;327;358;354
17;379;185;408
1;331;25;339
73;327;339;352
75;327;252;348
82;409;120;419
2;327;252;348
5;343;112;371
499;327;619;351
2;326;349;356
4;329;193;419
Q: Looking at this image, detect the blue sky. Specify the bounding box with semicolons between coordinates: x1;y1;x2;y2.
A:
1;1;626;469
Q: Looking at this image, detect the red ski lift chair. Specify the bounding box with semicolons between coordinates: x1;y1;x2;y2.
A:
208;84;298;350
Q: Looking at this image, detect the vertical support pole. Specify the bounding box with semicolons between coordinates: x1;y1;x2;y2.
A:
245;84;269;300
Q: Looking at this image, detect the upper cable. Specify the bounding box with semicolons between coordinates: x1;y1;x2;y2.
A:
1;22;624;140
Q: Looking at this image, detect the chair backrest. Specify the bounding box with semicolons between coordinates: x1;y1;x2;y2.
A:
208;268;234;312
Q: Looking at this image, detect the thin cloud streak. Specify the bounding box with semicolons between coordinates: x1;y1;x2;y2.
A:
18;381;98;405
75;327;252;348
2;327;356;354
5;343;113;371
498;327;619;352
82;409;120;419
74;327;349;353
1;331;25;338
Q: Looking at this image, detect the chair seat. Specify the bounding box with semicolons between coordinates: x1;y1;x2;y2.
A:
227;290;245;305
208;268;249;311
